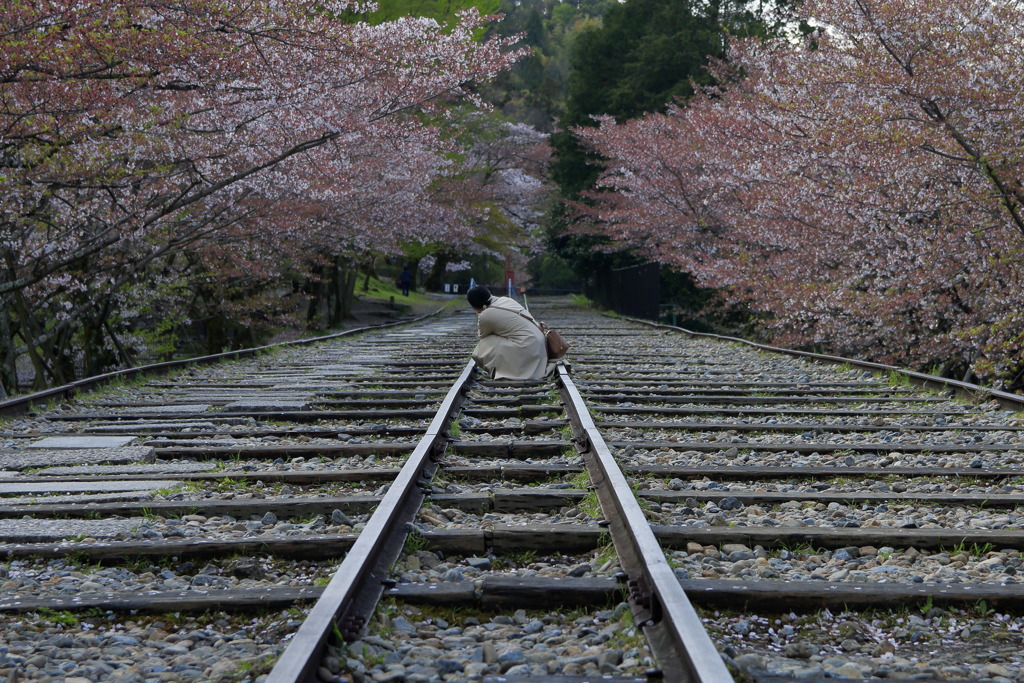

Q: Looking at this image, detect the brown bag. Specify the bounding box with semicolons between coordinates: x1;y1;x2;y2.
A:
540;322;570;359
488;305;570;359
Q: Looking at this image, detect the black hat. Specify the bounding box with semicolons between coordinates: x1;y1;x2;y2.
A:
467;286;493;308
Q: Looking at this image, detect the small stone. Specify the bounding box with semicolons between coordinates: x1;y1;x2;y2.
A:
829;664;866;678
981;663;1015;678
463;662;488;678
25;654;48;668
598;648;623;671
497;649;526;672
437;659;464;674
225;558;265;579
840;638;860;652
719;496;743;510
721;543;751;554
466;556;491;570
783;642;817;659
523;620;544;635
389;616;417;634
413;551;441;569
441;568;464;581
733;653;766;671
331;509;353;526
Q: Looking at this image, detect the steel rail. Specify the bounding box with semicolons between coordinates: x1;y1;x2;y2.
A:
557;364;734;683
619;315;1024;411
0;308;447;418
265;359;477;683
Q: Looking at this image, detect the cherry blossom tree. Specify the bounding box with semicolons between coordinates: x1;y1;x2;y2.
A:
0;0;525;392
576;0;1024;388
416;111;551;290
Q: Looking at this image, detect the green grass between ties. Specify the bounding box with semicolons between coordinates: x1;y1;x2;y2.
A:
568;294;596;309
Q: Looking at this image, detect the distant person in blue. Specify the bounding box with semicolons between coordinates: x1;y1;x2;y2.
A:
399;266;412;296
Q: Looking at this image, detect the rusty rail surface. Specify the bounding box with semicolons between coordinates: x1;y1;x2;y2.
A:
557;364;734;683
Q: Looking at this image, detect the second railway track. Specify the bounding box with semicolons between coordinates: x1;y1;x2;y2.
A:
1;298;1024;682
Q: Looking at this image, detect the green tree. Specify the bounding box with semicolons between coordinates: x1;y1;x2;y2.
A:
546;0;787;296
483;0;614;132
551;0;738;194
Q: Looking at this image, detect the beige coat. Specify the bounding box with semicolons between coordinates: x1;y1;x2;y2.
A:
472;297;552;380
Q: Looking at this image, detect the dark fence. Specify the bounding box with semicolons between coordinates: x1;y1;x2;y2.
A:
592;262;660;321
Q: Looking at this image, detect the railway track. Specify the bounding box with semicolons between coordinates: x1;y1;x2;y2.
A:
1;298;1023;682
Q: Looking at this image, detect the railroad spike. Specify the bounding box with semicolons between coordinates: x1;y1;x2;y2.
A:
627;575;653;609
340;613;367;641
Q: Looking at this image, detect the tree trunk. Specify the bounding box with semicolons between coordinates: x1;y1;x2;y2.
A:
10;286;56;390
103;320;133;367
81;318;103;378
81;303;118;378
329;256;345;328
0;254;17;397
361;257;377;292
305;266;324;329
43;323;76;387
207;315;226;355
339;267;358;321
423;251;454;291
0;302;14;398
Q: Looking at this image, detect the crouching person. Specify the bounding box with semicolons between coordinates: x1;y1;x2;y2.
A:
467;285;553;380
